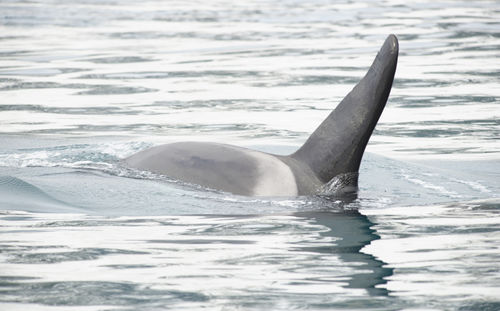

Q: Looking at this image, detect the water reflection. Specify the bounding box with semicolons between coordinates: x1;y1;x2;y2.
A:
295;208;392;296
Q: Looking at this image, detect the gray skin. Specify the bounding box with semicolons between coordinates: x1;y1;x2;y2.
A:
125;35;399;196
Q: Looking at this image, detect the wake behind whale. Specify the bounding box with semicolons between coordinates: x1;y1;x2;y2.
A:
125;35;399;196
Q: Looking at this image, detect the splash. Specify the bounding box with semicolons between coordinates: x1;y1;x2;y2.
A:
318;172;359;196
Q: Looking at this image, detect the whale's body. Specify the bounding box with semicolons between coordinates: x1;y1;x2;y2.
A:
125;35;399;196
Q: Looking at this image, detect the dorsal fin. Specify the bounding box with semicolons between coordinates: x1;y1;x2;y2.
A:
291;35;398;183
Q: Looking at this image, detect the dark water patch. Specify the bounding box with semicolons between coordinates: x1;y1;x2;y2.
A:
451;226;500;234
394;95;497;108
17;143;92;152
0;50;31;57
397;33;421;41
376;119;500;139
105;30;235;40
447;31;500;39
119;217;184;225
301;65;361;72
0;4;131;28
73;123;162;132
240;48;325;58
394;147;478;155
0;81;149;93
0;103;136;115
440;119;500;126
107;31;167;40
79;71;170;79
176;58;214;64
186;220;310;237
0;68;85;77
274;74;359;87
79;70;265;80
467;201;500;211
0;215;35;221
377;128;463;138
0;280;209;306
0;81;84;91
0;244;64;255
0;230;47;235
242;128;303;139
395;78;452;88
35;219;116;228
12;123;165;135
107;30;273;41
151;99;296;112
459;301;500;311
76;85;157;95
104;264;156;269
212;32;270;41
8;247;149;264
309;299;397;310
147;239;255;245
0;77;19;83
458;43;500;53
154;99;252;110
0;35;27;41
85;56;154;64
172;123;263;133
0;275;39;282
431;70;499;78
152;9;265;24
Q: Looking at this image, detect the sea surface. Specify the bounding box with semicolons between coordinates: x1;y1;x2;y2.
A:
0;0;499;310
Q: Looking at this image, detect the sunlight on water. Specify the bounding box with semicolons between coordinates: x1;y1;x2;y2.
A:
0;0;499;310
363;201;500;304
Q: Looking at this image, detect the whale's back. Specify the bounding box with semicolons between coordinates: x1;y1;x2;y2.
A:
125;142;298;196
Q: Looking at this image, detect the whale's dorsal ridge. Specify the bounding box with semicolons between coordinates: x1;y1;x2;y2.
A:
290;34;399;184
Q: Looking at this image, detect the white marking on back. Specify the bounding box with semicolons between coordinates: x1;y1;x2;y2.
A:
248;151;298;196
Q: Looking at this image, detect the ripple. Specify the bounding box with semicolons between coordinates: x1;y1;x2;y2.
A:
76;85;157;95
84;56;154;64
0;281;209;306
0;68;84;77
8;248;148;264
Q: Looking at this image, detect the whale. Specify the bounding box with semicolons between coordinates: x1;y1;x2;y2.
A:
125;34;399;196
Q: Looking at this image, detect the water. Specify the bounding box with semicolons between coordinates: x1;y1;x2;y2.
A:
1;0;499;310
